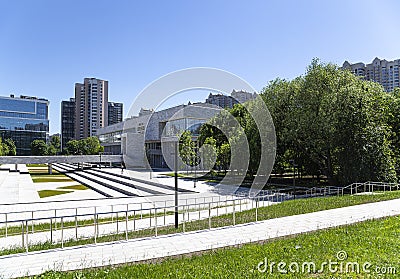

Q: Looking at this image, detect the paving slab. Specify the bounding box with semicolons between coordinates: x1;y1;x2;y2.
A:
0;198;399;278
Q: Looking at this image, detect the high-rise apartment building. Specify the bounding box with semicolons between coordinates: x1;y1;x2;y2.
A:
343;57;400;92
61;98;75;150
108;102;123;126
0;94;49;155
75;78;108;139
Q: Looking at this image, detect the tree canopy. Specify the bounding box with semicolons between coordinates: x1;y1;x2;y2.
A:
0;138;16;156
65;137;104;155
199;59;400;185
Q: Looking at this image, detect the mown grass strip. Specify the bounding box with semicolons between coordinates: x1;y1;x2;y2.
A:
37;216;400;278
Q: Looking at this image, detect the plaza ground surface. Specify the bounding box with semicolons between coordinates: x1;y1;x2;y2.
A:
0;197;399;278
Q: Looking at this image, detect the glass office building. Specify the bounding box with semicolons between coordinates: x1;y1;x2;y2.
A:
0;95;49;155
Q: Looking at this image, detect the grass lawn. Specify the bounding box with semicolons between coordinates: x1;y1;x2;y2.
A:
32;176;74;183
38;189;73;198
26;164;47;167
37;215;400;278
57;185;88;190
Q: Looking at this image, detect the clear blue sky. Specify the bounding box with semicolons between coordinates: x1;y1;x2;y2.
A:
1;0;399;134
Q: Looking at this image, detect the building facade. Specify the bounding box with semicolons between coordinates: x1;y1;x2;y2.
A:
108;102;123;126
61;98;75;150
75;78;108;139
343;57;400;92
0;94;49;155
97;103;220;168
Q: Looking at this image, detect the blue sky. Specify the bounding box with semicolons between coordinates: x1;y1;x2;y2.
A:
1;0;400;134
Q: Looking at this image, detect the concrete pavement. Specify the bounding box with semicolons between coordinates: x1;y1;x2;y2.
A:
0;197;399;278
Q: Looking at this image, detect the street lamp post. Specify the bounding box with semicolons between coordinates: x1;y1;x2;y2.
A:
289;159;296;199
174;141;179;228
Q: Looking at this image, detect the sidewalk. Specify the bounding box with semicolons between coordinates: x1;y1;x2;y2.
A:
0;198;260;249
0;198;399;278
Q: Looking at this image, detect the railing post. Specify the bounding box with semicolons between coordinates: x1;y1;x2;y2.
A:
111;205;114;224
75;209;78;240
31;211;34;233
50;218;53;243
150;208;152;227
125;210;128;241
116;212;119;234
21;221;24;248
25;220;28;252
155;208;158;237
5;213;7;238
183;205;186;233
54;209;57;231
133;210;136;231
256;197;258;222
164;200;167;225
198;201;201;220
208;203;211;229
94;211;97;244
233;199;236;226
61;217;64;249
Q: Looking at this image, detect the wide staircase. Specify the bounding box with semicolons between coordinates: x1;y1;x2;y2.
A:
0;164;40;204
52;163;196;198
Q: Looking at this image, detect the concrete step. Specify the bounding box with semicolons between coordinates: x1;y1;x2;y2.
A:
84;169;170;196
52;164;127;198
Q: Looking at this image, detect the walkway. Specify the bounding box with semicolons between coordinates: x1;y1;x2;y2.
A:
0;198;399;278
0;198;261;249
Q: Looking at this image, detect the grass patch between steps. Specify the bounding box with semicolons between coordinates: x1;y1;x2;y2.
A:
57;185;88;190
38;190;73;198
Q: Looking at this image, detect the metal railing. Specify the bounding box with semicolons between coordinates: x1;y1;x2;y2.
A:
0;194;277;252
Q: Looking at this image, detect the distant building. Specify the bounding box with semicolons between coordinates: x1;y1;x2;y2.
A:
108;102;123;126
205;93;237;109
0;94;49;155
231;89;257;103
343;57;400;92
75;78;109;139
205;90;257;109
61;98;75;150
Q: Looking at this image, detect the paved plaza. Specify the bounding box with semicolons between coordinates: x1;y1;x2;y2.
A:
0;198;399;278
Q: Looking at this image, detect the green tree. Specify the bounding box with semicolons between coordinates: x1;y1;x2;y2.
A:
0;138;4;156
218;143;230;173
84;136;103;155
179;131;195;172
200;137;217;171
48;135;61;155
31;139;48;156
3;138;16;156
65;140;80;155
262;58;396;185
